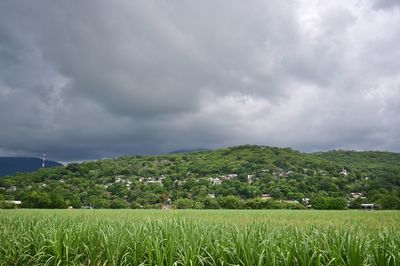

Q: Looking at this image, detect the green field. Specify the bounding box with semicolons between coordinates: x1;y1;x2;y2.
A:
1;210;399;265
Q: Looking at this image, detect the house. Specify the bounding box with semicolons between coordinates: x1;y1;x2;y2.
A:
147;178;162;185
209;178;222;185
225;174;237;180
5;200;22;205
340;169;349;176
361;203;374;210
7;186;17;192
115;175;128;183
302;198;310;204
146;177;156;183
125;180;132;187
247;175;255;184
81;206;93;209
350;192;362;199
207;193;216;198
261;194;271;200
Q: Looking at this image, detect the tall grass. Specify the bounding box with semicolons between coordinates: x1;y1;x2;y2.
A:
0;210;399;265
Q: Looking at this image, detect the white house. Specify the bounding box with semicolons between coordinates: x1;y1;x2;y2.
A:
302;198;310;204
350;192;362;199
340;169;349;176
225;174;238;180
261;194;271;200
7;186;17;192
5;200;22;205
209;178;222;185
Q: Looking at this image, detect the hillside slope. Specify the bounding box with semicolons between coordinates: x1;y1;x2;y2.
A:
0;145;399;209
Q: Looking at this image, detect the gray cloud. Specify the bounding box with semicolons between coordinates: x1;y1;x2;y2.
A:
0;0;399;161
371;0;400;9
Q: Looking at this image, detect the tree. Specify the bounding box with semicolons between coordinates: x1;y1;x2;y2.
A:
312;196;347;210
327;197;347;210
217;196;243;209
244;198;264;209
312;196;329;210
378;194;400;209
202;198;220;209
50;193;67;209
110;199;129;209
22;191;51;208
174;198;195;209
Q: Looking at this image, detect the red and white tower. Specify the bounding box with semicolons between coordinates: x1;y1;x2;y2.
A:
42;154;46;168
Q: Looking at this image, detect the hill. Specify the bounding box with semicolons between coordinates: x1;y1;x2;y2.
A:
0;157;63;177
0;145;399;209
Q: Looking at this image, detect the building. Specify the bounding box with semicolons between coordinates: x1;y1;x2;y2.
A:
209;178;222;185
350;192;362;199
340;169;349;176
224;174;238;180
302;198;310;205
261;194;271;200
361;203;374;210
7;186;17;192
5;200;22;205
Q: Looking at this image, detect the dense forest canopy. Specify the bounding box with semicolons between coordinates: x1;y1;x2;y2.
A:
1;145;399;209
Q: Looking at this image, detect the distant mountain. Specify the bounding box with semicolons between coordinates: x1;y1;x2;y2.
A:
0;157;63;177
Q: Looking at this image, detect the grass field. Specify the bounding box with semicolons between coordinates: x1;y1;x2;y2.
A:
0;210;399;265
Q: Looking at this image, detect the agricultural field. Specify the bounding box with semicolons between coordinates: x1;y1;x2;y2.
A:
0;210;399;265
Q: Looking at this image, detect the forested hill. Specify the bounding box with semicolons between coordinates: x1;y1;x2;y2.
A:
0;145;399;209
0;157;62;177
312;150;400;169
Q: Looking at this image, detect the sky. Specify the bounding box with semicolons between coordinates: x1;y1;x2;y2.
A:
0;0;399;162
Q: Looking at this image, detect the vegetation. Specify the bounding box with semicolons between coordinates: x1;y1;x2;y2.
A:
0;209;399;265
0;145;399;209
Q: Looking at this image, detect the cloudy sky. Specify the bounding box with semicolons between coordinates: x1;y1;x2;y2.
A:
0;0;399;161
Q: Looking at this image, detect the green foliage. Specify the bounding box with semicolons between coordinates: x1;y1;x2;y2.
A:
110;198;129;209
201;197;220;209
217;196;244;209
1;145;399;210
173;198;204;209
0;201;17;209
378;194;400;210
312;196;347;210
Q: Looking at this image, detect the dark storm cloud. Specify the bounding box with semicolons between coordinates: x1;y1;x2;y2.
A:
0;0;399;161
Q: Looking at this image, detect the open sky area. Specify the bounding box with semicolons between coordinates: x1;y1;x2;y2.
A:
0;0;399;161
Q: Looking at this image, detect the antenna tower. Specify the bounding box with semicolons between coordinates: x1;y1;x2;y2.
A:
42;154;46;168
